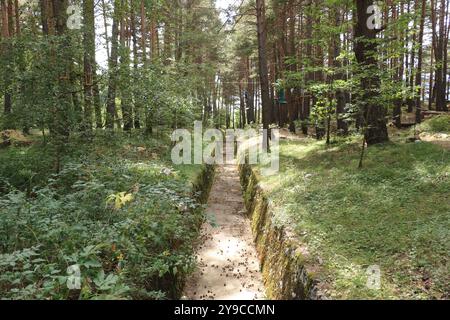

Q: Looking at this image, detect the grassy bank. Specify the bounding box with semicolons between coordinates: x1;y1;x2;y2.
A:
252;134;449;299
0;132;210;300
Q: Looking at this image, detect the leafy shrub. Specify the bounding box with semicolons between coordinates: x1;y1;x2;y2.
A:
0;135;206;300
0;144;53;194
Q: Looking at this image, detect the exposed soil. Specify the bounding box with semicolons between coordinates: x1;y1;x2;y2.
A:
183;163;265;300
0;130;33;148
419;132;450;150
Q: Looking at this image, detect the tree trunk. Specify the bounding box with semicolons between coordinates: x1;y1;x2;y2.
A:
433;0;448;111
119;0;132;131
1;0;12;128
83;0;95;134
140;0;147;65
334;6;348;135
150;11;158;61
106;1;119;130
429;44;435;110
130;0;141;129
239;80;246;128
246;57;255;124
406;0;416;113
354;0;389;145
302;0;314;136
256;0;271;151
392;4;402;129
286;0;297;133
415;0;427;123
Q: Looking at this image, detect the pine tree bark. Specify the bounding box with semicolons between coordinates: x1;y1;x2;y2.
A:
150;11;158;61
239;81;246;128
392;3;402;129
13;0;19;34
119;0;132;131
1;0;12;127
433;0;448;111
286;0;297;133
406;0;417;113
246;57;255;124
106;1;120;130
354;0;389;145
333;6;348;135
83;0;95;133
302;0;314;135
256;0;271;150
130;0;141;128
140;0;147;65
101;0;110;60
415;0;427;123
428;44;435;110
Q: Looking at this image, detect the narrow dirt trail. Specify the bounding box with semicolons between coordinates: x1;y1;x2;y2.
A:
184;163;266;300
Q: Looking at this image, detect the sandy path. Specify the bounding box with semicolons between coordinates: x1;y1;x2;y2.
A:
183;164;266;300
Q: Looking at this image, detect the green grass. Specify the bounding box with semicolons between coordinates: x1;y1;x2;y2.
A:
418;115;450;133
0;131;207;300
254;135;449;299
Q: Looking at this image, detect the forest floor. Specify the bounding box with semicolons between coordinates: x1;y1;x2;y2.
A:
0;131;209;299
0;115;448;300
250;122;449;299
184;163;265;300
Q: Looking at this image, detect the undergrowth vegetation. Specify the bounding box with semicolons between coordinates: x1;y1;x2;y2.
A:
418;115;450;133
0;132;208;300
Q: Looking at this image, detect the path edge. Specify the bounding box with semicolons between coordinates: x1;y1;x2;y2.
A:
239;163;327;300
176;164;215;298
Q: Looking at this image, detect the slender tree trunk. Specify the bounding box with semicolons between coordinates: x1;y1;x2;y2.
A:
101;0;110;61
13;0;19;34
314;8;325;140
140;0;147;65
163;2;172;65
334;6;348;135
150;10;158;61
274;0;287;128
6;0;12;36
429;44;435;110
406;0;417;113
1;0;12;128
130;0;141;129
256;0;271;151
286;0;297;133
415;0;427;123
83;0;95;134
175;2;182;62
303;0;313;135
119;0;132;131
239;80;246;128
393;4;402;129
246;57;255;124
106;1;119;130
